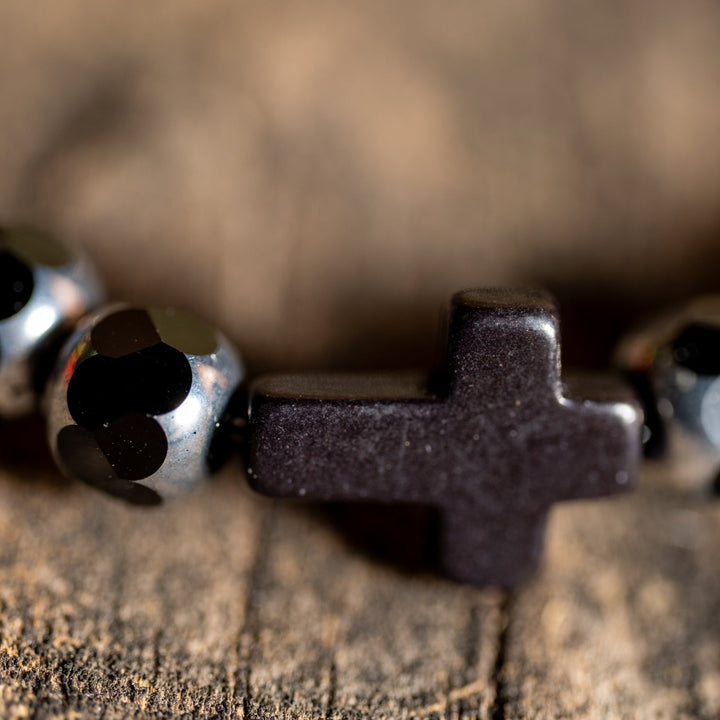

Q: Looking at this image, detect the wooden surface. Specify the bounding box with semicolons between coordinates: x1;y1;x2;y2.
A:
2;2;720;717
2;420;720;719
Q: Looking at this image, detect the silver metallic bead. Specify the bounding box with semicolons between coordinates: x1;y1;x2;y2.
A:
45;304;244;503
0;227;104;416
618;296;720;493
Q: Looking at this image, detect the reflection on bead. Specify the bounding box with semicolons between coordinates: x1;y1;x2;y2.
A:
618;296;720;493
0;227;104;417
45;305;244;504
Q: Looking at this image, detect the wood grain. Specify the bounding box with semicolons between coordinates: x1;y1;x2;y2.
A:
0;419;503;720
2;420;720;719
502;468;720;720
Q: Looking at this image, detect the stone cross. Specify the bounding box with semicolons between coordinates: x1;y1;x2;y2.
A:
247;289;642;586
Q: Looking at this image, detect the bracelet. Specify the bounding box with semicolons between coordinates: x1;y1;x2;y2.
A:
1;226;714;588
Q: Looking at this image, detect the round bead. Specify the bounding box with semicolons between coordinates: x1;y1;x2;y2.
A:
618;296;720;493
45;305;245;504
0;226;104;416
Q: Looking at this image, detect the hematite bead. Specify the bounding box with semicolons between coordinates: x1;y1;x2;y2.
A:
0;227;104;416
618;296;720;493
45;305;244;504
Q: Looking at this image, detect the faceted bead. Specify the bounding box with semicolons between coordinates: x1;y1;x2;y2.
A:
45;305;244;503
0;227;104;416
618;296;720;493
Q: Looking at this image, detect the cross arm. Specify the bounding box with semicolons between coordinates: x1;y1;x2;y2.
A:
246;371;439;502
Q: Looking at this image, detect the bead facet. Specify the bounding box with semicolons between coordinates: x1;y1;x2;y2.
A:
45;305;244;503
0;227;104;416
618;296;720;493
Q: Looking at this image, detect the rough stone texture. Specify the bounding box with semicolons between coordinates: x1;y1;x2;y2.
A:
1;1;720;717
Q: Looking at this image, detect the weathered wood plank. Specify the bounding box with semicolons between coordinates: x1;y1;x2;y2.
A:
0;420;503;719
0;422;263;719
244;504;502;719
5;414;720;719
502;465;720;719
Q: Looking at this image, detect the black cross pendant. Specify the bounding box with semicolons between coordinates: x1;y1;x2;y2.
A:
247;288;642;586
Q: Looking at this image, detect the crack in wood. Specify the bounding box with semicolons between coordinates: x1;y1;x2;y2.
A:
324;660;337;720
237;504;276;719
489;595;512;720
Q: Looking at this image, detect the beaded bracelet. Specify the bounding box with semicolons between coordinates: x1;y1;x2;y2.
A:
1;226;716;587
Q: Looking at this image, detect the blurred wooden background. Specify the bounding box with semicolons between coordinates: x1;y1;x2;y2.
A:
1;2;720;718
